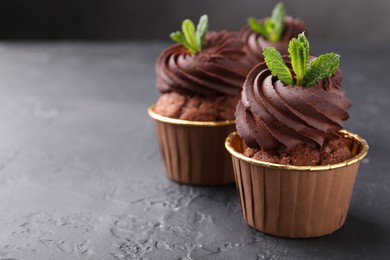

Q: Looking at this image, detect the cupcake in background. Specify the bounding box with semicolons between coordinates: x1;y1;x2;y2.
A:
226;33;368;237
155;15;252;121
240;2;306;66
149;15;252;185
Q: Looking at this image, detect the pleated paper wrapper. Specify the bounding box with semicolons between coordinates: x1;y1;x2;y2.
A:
225;130;369;238
148;106;236;185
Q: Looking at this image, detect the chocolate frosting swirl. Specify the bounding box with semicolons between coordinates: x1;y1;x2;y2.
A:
236;56;352;151
240;16;306;66
156;31;253;96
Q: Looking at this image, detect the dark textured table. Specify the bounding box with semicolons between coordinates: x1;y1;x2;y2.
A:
0;42;388;260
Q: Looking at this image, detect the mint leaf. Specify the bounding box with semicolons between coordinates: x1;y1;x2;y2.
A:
298;32;309;61
263;32;340;88
271;2;285;41
182;19;199;51
264;18;277;41
263;47;294;85
247;17;267;37
288;38;307;86
196;15;209;51
302;53;340;87
170;31;197;53
170;15;209;54
247;2;286;42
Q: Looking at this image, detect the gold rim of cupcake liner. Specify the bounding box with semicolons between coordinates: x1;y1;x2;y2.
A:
225;130;369;171
148;105;236;127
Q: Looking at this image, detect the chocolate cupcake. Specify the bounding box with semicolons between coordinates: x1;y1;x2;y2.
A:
225;33;369;237
240;3;306;66
148;15;252;185
154;29;252;121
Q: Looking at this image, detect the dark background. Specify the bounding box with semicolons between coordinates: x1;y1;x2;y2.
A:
0;0;389;43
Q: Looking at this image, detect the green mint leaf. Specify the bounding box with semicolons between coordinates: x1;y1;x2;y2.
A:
248;2;286;42
302;53;340;87
170;15;210;53
263;47;294;85
298;32;309;61
170;31;197;53
196;15;209;51
182;19;199;51
263;32;340;88
264;18;277;41
288;38;307;85
247;17;268;37
271;2;286;41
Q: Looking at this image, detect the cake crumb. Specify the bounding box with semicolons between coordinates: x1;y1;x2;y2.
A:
244;137;352;166
155;92;240;121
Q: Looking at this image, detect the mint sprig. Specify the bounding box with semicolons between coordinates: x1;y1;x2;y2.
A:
302;53;340;87
262;32;340;87
263;48;293;85
196;15;208;49
247;2;286;42
288;34;308;85
170;15;209;54
271;2;285;41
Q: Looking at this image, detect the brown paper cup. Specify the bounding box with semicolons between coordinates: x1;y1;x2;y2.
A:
225;130;369;238
148;105;236;185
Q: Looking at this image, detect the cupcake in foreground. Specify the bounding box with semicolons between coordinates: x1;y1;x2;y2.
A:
225;33;369;237
240;2;306;66
149;15;252;185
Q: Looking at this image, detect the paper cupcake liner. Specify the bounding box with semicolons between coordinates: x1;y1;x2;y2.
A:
148;105;236;185
225;130;369;238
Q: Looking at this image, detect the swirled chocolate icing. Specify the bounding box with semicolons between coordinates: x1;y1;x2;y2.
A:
236;56;352;151
240;16;306;66
156;31;253;96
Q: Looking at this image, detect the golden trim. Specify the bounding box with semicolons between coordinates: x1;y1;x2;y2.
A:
225;130;369;171
148;105;236;127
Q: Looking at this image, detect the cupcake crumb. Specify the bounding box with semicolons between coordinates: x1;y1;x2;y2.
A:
321;138;352;165
155;92;239;121
244;148;281;164
244;137;352;166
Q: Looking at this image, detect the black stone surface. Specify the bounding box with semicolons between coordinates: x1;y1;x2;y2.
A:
0;42;388;259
